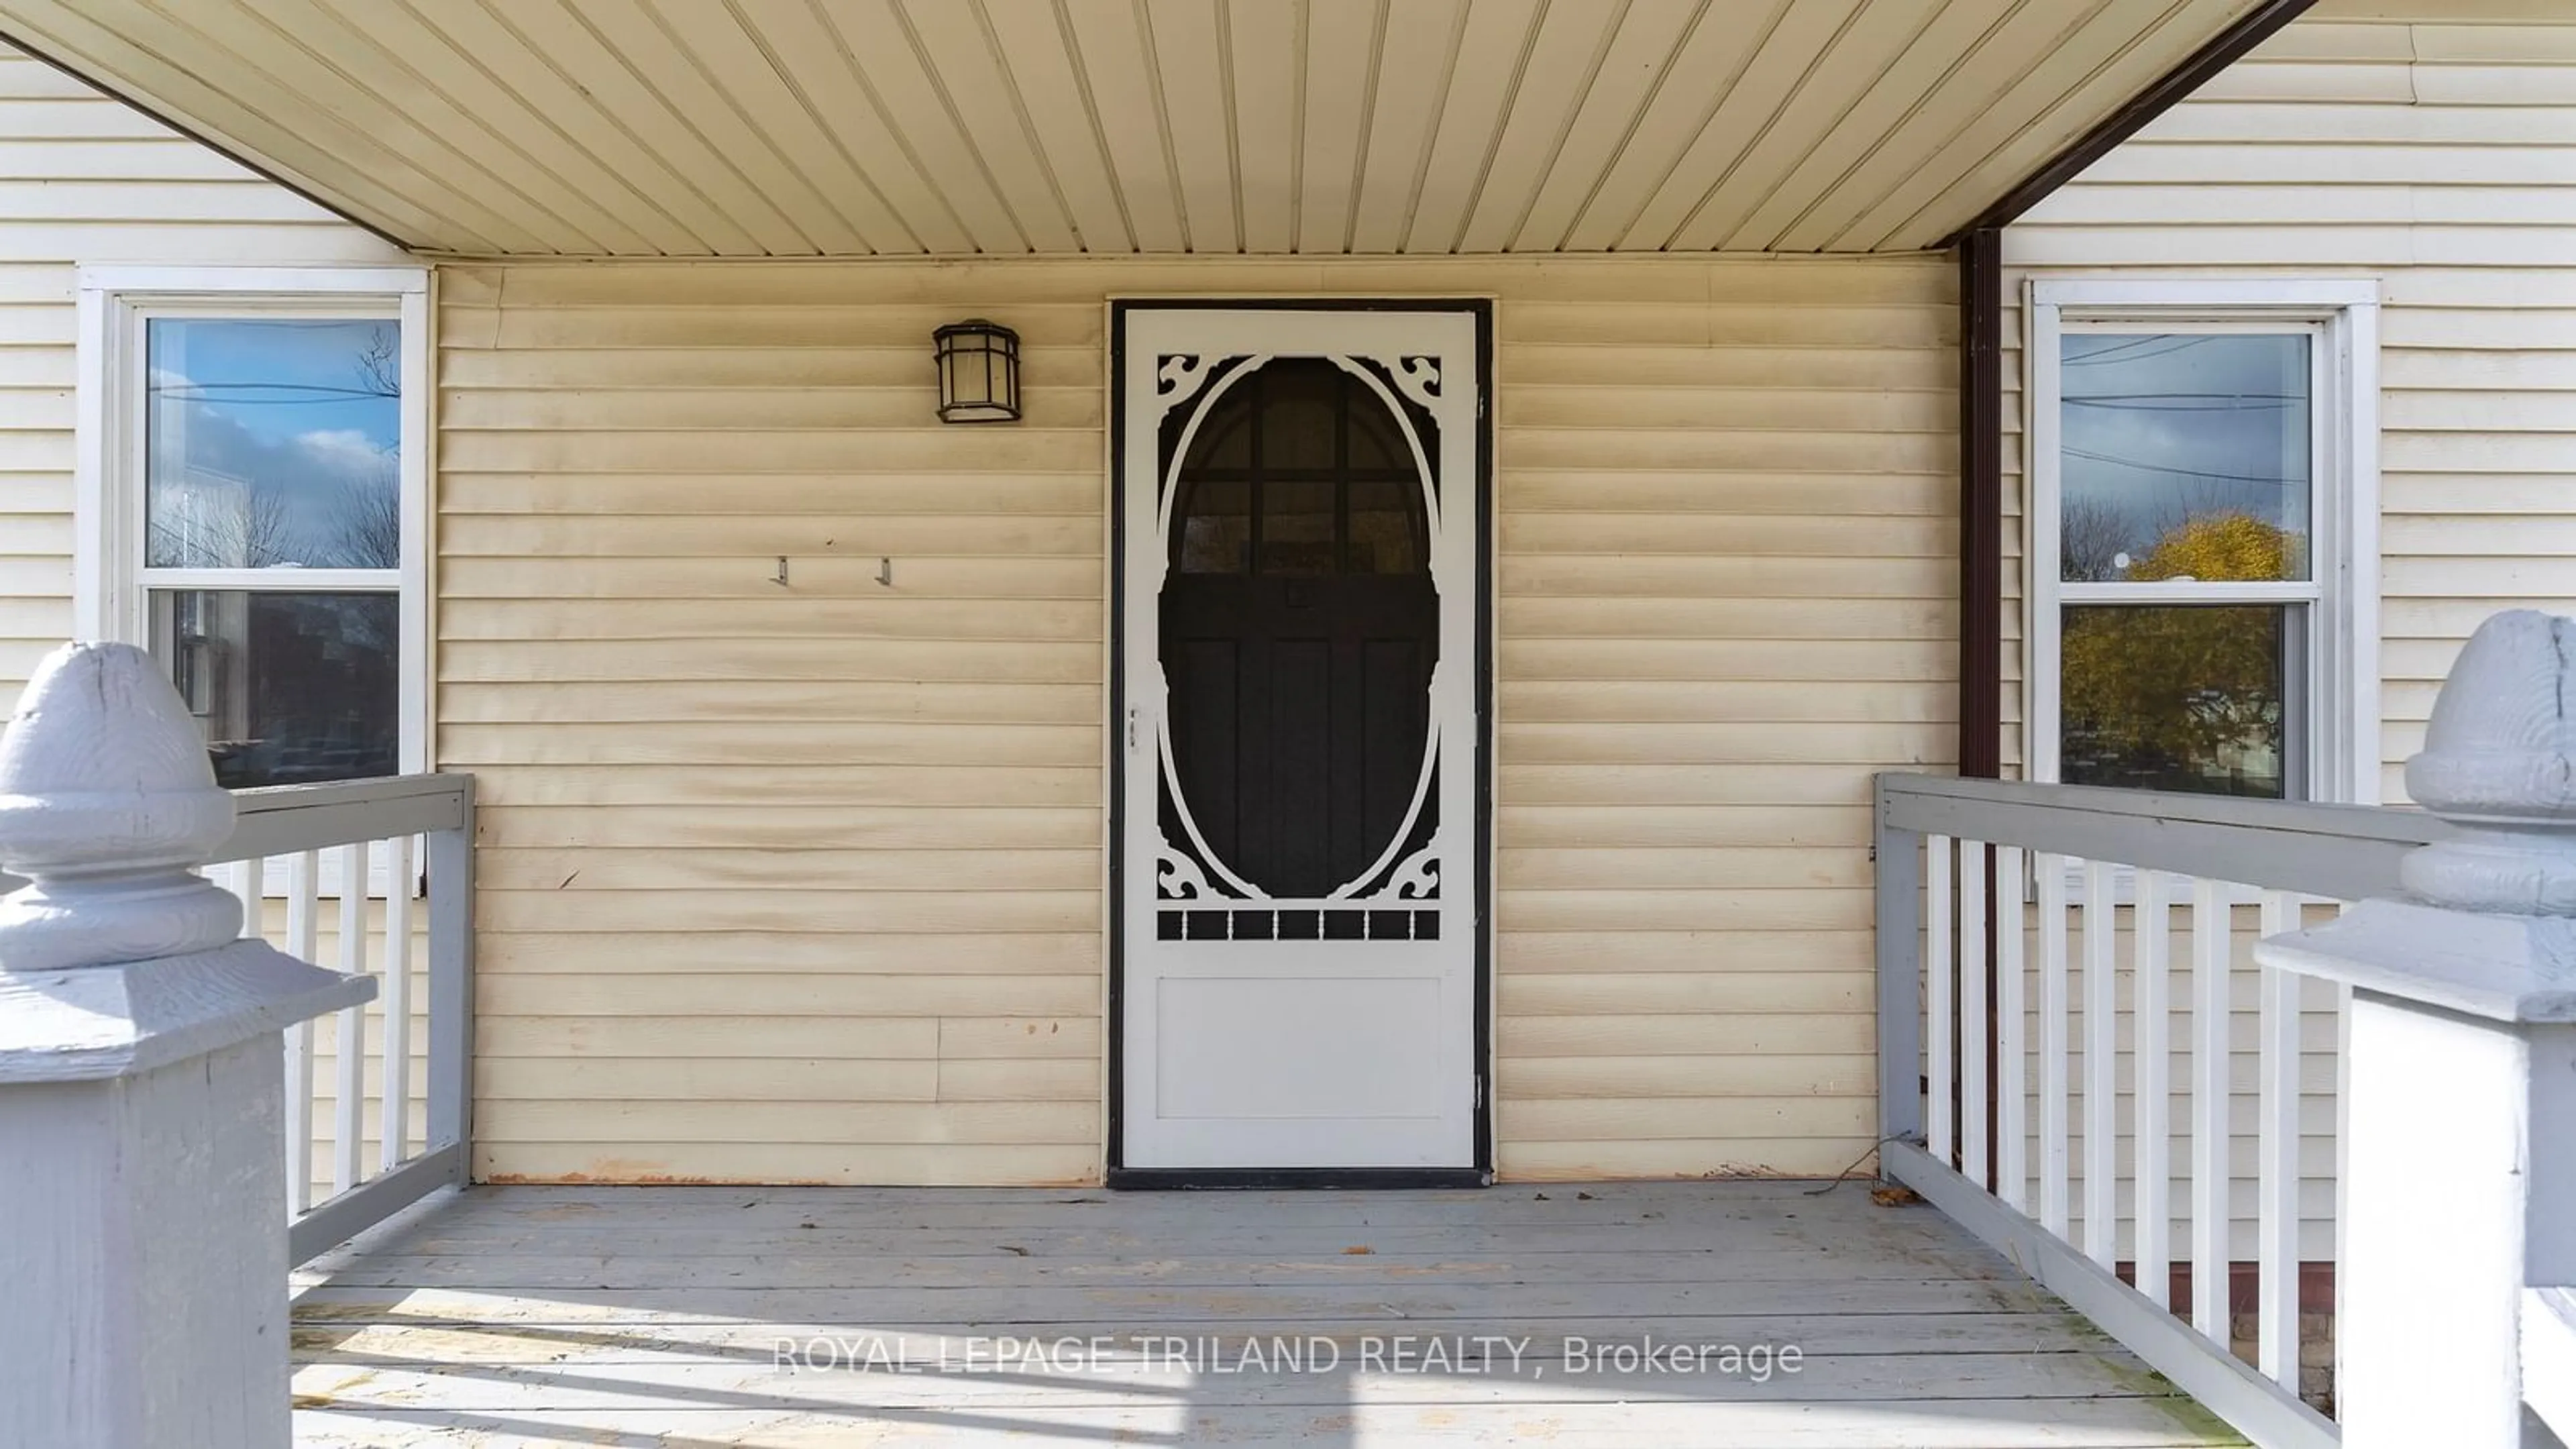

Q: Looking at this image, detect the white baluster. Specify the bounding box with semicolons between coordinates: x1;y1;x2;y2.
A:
2331;900;2354;1358
2191;875;2231;1343
333;840;367;1196
219;857;256;938
1996;845;2028;1213
2257;889;2300;1387
2134;868;2173;1315
1960;841;1990;1186
382;833;413;1171
2038;851;2070;1236
1927;833;1953;1166
2084;859;2117;1267
284;848;320;1215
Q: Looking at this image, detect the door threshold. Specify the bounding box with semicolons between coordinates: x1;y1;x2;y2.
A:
1107;1167;1492;1191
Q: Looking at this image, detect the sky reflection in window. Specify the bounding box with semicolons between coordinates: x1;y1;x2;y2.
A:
146;318;401;571
2059;332;2310;584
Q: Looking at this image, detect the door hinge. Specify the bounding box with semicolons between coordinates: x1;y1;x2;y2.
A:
1126;707;1137;753
1473;1075;1485;1110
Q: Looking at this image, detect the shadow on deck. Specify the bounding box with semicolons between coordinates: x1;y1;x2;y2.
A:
288;1180;2244;1446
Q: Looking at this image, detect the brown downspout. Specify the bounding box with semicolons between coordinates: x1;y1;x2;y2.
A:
1944;0;2316;1193
1957;226;2003;1187
1958;227;2004;784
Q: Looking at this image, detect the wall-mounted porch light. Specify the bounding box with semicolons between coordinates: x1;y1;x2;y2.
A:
933;319;1020;423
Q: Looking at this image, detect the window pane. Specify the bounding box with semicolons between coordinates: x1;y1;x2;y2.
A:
1348;394;1406;472
1175;479;1249;574
2059;332;2310;584
1187;406;1252;472
1258;364;1339;472
146;318;402;570
1258;478;1336;576
1167;357;1432;578
1347;478;1422;574
2061;604;2294;799
148;590;398;788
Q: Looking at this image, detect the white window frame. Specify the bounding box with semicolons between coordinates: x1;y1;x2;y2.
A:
2026;277;2381;808
75;266;431;893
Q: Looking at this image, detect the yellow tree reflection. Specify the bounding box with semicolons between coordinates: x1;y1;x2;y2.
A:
2062;512;2290;794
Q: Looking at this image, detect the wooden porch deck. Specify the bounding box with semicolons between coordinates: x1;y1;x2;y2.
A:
288;1181;2243;1447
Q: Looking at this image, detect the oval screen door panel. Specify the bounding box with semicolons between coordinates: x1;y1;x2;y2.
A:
1116;305;1485;1175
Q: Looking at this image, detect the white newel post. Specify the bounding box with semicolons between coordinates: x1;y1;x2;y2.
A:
0;643;371;1448
2259;610;2576;1449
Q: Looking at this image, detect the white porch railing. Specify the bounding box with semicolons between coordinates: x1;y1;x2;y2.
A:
1874;772;2459;1448
203;773;476;1265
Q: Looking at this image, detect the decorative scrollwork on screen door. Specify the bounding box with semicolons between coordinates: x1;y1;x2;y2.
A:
1148;348;1450;944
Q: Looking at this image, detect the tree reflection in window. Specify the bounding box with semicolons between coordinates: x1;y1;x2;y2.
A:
2056;330;2311;798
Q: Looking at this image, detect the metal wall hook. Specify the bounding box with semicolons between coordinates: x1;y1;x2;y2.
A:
877;557;894;588
771;556;790;587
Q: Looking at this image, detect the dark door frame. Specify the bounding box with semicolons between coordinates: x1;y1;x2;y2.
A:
1104;299;1495;1190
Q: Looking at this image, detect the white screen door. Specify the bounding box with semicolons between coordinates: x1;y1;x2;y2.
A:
1116;305;1483;1173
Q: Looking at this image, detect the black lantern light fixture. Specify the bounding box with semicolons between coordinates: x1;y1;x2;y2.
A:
932;319;1020;423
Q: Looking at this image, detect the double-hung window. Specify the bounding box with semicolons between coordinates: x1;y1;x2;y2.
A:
2028;280;2379;805
76;268;428;788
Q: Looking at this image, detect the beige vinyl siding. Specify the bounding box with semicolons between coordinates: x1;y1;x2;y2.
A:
2000;12;2576;1260
2004;13;2576;796
0;42;403;716
441;254;1955;1186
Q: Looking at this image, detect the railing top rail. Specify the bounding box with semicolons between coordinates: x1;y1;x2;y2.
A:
1879;771;2459;901
209;772;474;865
229;772;474;816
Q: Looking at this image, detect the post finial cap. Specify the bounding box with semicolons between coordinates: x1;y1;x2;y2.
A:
2401;610;2576;913
2407;610;2576;826
0;643;239;970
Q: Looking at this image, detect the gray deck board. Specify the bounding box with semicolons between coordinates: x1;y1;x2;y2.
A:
290;1182;2247;1447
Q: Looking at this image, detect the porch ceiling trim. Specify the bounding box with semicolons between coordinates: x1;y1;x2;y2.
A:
1;0;2282;258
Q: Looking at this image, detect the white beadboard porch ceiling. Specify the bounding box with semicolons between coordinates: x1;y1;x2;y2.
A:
0;0;2269;257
